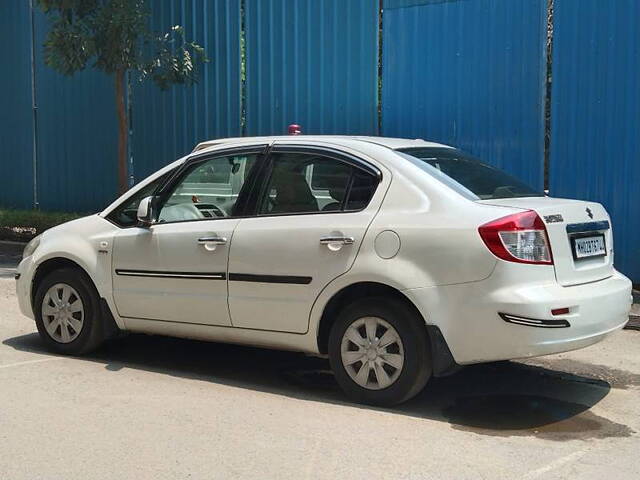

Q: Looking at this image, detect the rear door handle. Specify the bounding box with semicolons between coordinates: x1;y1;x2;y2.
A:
319;236;354;245
197;236;227;245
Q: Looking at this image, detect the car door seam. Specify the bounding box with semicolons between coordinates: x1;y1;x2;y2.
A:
226;224;238;327
305;166;395;335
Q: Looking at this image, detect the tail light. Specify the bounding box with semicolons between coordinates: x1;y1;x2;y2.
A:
478;210;553;265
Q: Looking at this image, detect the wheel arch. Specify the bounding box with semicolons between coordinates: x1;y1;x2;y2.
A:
315;281;460;377
31;257;93;306
31;255;122;338
316;281;425;354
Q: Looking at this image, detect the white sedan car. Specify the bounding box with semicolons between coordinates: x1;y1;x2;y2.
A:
15;136;632;405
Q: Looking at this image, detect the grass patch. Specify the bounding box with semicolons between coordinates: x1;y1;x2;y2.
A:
0;209;84;242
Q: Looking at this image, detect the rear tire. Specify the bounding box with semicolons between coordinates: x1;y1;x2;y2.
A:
328;297;432;406
34;268;105;355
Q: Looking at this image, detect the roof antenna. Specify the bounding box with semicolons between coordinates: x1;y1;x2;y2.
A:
288;123;302;135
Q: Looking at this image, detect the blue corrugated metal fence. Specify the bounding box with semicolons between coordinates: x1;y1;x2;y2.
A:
382;0;547;190
0;1;35;209
131;0;242;181
1;0;639;280
244;0;379;136
33;10;119;212
550;0;640;281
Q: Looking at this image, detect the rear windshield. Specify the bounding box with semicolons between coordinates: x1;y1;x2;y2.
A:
397;148;543;200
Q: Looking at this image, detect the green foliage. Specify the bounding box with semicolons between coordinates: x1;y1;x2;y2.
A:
0;209;83;241
37;0;207;89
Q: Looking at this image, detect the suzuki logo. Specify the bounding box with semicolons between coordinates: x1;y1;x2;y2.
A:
586;207;594;219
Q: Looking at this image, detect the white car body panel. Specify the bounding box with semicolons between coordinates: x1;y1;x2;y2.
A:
226;139;395;333
16;214;121;325
15;136;633;366
479;196;614;286
228;211;376;333
404;267;630;364
112;219;239;325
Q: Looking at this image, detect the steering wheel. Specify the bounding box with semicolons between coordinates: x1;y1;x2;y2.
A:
158;202;204;222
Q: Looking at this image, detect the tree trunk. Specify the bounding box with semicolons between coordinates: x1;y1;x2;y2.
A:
115;69;128;195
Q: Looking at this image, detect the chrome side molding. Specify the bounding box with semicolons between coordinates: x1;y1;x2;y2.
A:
499;312;570;328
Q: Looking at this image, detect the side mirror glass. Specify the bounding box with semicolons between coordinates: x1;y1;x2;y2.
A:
137;196;155;227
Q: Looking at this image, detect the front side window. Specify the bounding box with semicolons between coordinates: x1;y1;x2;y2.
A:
258;152;378;215
107;170;174;227
398;148;543;200
157;153;259;223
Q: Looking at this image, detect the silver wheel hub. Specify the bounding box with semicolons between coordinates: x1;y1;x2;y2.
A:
41;283;84;344
340;317;405;390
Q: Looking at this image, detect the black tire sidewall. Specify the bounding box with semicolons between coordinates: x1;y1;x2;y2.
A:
328;297;432;406
34;268;102;355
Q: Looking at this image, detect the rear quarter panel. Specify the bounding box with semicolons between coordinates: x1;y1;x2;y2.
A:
349;161;515;289
307;160;524;339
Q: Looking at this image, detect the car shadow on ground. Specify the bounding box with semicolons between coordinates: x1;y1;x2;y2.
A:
3;331;633;441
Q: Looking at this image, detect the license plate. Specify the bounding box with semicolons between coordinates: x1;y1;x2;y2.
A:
571;234;607;259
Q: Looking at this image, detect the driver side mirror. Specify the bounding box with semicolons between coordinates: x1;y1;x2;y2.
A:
137;196;156;227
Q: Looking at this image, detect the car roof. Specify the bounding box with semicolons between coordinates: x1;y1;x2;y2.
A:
193;135;454;153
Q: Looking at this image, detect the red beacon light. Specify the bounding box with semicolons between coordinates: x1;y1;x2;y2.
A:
288;123;302;135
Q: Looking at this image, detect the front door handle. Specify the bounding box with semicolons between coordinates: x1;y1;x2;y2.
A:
319;236;354;245
197;236;227;245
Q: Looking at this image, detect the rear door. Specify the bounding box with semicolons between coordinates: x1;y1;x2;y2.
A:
480;197;614;286
227;145;386;333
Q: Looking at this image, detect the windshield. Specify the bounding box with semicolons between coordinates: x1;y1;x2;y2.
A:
397;148;543;200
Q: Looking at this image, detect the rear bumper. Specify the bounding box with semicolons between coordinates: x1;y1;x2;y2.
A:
404;270;632;365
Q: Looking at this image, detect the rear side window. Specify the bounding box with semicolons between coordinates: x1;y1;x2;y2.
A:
346;170;379;210
258;152;378;215
398;148;542;200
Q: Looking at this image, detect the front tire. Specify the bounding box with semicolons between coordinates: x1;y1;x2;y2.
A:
328;297;432;406
34;268;105;355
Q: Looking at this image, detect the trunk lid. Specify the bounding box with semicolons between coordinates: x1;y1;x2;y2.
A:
479;197;614;286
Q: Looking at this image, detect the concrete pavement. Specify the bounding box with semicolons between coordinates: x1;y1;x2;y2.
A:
0;273;639;479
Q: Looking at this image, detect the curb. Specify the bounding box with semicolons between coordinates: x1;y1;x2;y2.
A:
0;240;26;257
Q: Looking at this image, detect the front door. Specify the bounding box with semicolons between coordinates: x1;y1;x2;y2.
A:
112;148;263;325
228;146;386;333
